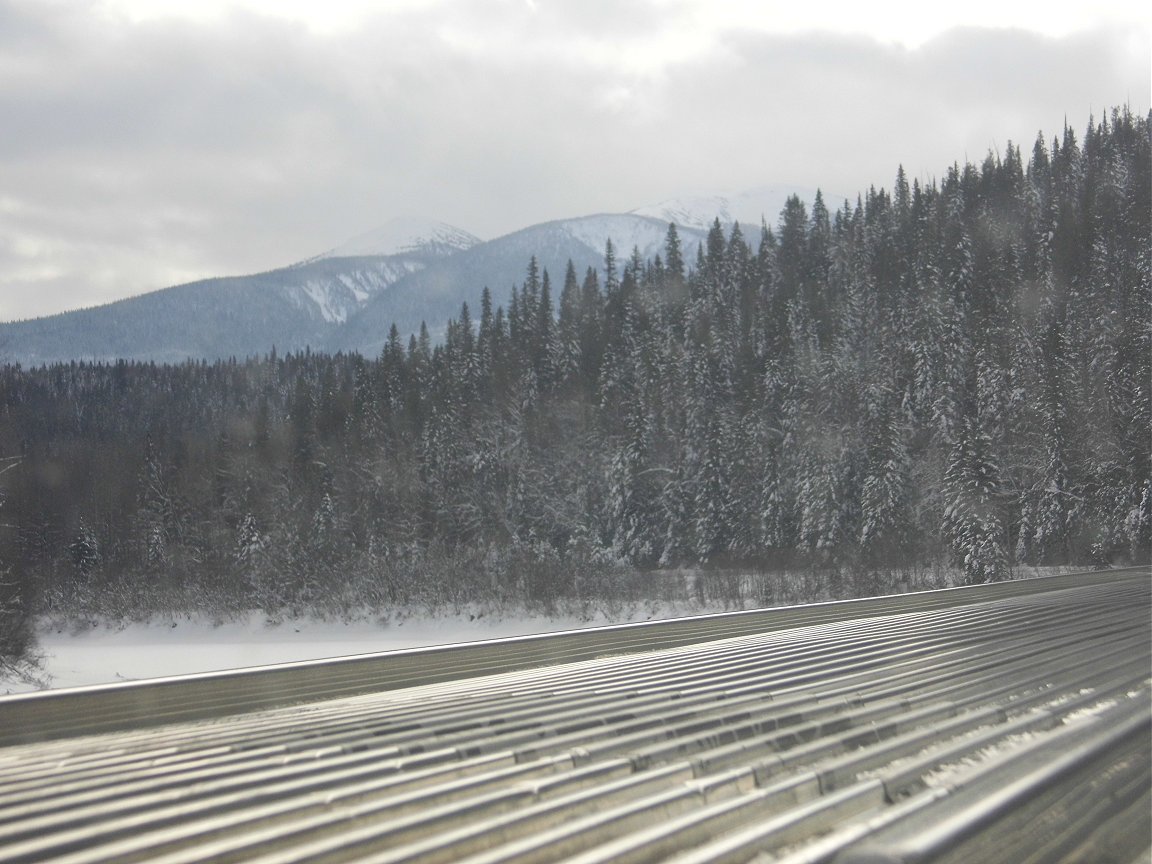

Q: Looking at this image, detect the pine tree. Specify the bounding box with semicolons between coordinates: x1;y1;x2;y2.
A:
859;387;911;568
943;415;1007;583
477;287;496;385
776;195;809;304
556;261;581;384
535;268;557;386
664;222;685;283
135;434;174;572
70;518;101;578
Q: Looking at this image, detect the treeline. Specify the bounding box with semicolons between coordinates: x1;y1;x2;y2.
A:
1;108;1149;623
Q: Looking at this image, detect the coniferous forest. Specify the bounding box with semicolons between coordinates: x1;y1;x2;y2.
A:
1;111;1149;657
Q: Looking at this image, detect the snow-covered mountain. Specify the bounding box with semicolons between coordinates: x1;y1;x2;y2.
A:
334;213;706;357
558;213;691;262
631;185;839;233
0;201;789;365
304;217;481;262
0;243;451;365
284;257;424;325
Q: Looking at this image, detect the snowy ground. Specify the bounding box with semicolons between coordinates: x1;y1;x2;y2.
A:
1;565;1084;696
1;606;685;695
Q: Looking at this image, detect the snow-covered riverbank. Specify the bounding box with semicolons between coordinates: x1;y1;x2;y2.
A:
2;565;1080;696
2;604;688;694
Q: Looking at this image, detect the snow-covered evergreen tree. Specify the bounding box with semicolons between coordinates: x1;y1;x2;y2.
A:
943;416;1007;583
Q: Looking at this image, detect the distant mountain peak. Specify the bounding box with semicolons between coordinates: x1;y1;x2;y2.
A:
630;185;838;233
548;212;702;261
630;196;735;232
0;206;763;365
307;217;482;263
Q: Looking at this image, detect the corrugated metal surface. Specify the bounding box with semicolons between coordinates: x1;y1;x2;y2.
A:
0;567;1147;863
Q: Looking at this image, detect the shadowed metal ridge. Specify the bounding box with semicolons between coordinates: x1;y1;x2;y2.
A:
0;566;1147;864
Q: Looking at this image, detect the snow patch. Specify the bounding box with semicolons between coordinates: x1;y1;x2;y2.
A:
631;185;846;233
3;603;706;693
315;218;481;260
337;273;370;304
299;281;351;323
632;195;735;230
287;259;425;323
920;731;1040;789
558;213;703;262
1061;698;1119;723
920;695;1131;789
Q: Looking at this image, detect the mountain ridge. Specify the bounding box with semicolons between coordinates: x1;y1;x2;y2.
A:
299;217;483;265
0;191;822;365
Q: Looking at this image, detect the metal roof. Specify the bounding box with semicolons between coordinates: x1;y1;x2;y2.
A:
0;566;1148;863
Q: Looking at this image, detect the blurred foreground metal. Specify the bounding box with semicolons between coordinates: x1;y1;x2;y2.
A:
0;566;1148;863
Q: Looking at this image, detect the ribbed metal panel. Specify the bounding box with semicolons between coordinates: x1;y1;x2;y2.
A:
0;567;1147;863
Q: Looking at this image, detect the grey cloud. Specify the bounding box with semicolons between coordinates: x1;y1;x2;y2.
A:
528;0;691;38
1;19;340;161
651;26;1149;201
0;0;1147;321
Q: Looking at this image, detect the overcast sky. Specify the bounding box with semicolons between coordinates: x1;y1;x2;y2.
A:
1;0;1148;322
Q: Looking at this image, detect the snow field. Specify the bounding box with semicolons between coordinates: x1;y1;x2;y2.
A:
3;600;707;694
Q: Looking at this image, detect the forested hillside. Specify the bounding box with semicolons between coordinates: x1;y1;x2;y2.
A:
1;109;1148;627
